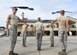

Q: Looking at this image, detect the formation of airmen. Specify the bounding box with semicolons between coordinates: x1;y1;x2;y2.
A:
6;7;71;55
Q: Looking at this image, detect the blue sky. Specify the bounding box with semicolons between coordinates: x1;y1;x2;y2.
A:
0;0;77;27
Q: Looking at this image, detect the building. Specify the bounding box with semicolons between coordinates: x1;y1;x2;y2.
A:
17;16;77;36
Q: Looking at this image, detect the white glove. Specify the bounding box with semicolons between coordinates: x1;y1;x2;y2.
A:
8;25;11;28
69;31;72;36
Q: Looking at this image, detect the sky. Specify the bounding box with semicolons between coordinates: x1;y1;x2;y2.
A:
0;0;77;27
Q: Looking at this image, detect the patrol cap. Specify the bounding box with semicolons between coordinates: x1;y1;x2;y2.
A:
11;7;18;11
38;17;41;21
60;10;65;14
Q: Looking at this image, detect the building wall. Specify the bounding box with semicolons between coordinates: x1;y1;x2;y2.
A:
17;22;77;36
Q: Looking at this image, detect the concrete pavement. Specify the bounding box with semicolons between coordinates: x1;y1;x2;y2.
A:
0;36;77;55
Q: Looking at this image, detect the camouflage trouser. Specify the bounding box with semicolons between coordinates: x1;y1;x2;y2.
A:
6;29;9;37
21;31;27;45
36;31;43;48
9;25;17;51
58;27;68;50
50;31;54;45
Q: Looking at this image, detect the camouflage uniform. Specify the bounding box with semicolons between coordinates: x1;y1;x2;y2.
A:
50;24;54;47
7;14;19;51
35;21;44;50
56;16;68;55
21;24;27;47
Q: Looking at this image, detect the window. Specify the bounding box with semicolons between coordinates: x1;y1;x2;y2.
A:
30;24;34;27
46;25;50;28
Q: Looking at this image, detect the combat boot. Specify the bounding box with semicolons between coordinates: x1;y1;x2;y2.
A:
9;51;18;55
50;44;54;47
22;44;27;47
37;47;41;51
58;49;67;55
